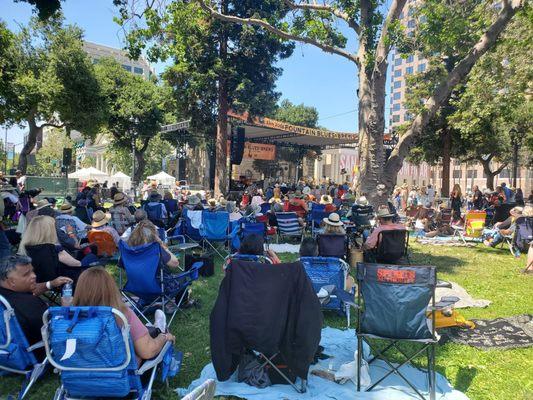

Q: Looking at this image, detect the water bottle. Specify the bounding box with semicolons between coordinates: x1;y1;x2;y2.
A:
62;282;73;306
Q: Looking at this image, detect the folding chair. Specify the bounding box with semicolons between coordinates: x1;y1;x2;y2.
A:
182;209;203;242
275;212;303;242
119;241;202;327
259;202;271;215
41;306;180;400
350;205;374;228
437;208;452;227
503;216;533;256
309;209;330;237
181;379;216;400
317;233;347;259
355;263;450;400
200;211;231;258
300;257;353;327
144;202;167;227
163;198;179;217
87;230;118;258
0;295;48;399
366;229;410;264
452;210;486;244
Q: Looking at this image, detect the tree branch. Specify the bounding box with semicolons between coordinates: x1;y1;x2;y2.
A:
384;0;524;179
38;122;65;129
197;0;359;64
493;162;508;175
375;0;408;66
283;0;360;34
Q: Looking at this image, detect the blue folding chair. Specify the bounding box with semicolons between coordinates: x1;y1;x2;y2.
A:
300;257;353;327
143;203;167;227
163;198;179;217
309;209;330;237
119;241;202;327
182;209;203;242
259;202;271;215
42;306;181;400
275;212;303;242
223;253;273;270
200;211;232;259
355;263;455;400
0;295;47;399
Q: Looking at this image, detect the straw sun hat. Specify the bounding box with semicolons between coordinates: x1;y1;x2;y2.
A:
91;210;110;227
323;212;343;226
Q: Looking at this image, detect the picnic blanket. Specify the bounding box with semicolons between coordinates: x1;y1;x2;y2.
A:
267;243;300;254
440;314;533;350
416;236;476;247
177;327;469;400
436;282;491;309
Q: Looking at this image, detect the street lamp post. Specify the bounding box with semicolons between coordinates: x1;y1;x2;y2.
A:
509;128;520;188
130;117;139;199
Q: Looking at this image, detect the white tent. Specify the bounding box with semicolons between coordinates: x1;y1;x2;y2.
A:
146;171;176;187
111;172;132;191
69;167;110;182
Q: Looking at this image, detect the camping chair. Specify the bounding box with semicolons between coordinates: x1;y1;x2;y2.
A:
144;202;167;227
309;209;330;237
503;216;533;256
452;210;486;244
181;379;216;400
275;212;303;242
163;198;179;217
437;208;452;227
41;306;180;400
259;202;271;215
200;211;232;258
355;263;453;400
119;241;202;327
350;205;374;229
183;209;203;242
317;233;347;259
369;229;410;264
223;252;273;270
87;230;118;258
0;295;48;399
300;257;353;327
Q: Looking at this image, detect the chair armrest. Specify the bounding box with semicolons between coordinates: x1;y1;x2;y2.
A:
136;341;172;376
436;279;452;289
431;296;460;311
27;341;44;352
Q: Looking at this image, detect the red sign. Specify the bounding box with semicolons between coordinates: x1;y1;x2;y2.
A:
377;269;416;284
226;141;276;161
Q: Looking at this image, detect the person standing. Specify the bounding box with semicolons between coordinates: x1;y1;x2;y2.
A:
501;182;512;204
450;184;463;220
427;184;436;207
472;185;484;210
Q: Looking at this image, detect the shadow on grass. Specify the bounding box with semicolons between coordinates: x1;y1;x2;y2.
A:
454;366;478;393
410;250;467;274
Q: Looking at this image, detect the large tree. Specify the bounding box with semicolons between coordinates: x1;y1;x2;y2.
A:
195;0;524;204
27;127;73;176
114;0;294;194
0;17;105;173
94;57;171;185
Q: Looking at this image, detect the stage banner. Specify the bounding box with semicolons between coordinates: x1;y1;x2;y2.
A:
226;141;276;160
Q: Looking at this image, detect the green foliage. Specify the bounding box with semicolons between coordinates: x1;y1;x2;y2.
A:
0;16;105;138
272;99;319;128
27;128;73;176
13;0;62;20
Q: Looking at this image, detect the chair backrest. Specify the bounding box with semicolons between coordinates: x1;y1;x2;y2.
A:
514;217;533;252
163;199;179;214
201;211;229;240
300;257;348;311
350;205;373;226
181;379;216;400
439;208;452;224
0;295;37;371
356;263;436;340
375;229;408;264
317;234;346;258
119;241;162;297
87;230;118;257
259;202;271;215
311;203;326;212
183;209;203;241
275;212;302;235
310;209;330;228
144;203;164;224
465;210;486;237
226;253;273;264
241;222;266;238
42;306;141;398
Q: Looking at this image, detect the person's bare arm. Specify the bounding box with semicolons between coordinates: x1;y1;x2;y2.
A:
33;276;73;296
133;332;175;360
58;250;82;267
164;248;180;269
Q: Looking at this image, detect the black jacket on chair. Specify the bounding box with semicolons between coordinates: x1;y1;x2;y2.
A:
210;260;322;381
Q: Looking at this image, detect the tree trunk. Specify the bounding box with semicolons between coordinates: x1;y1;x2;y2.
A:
441;128;451;198
134;149;146;185
214;0;229;196
18;114;40;174
480;157;507;191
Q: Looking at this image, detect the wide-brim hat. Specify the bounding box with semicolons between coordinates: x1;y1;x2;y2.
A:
113;192;128;205
510;207;523;217
36;199;52;210
269;197;282;204
320;195;333;205
357;196;369;206
188;196;200;205
323;212;343;226
376;206;395;218
219;197;228;207
91;210;110;227
302;186;311;195
59;202;74;214
207;198;217;207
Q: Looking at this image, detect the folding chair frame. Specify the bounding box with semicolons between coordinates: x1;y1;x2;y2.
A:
0;295;48;399
355;264;446;400
275;212;304;243
370;230;410;264
452;211;486;245
256;351;307;394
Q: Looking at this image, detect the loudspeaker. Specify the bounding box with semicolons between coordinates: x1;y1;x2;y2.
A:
63;148;73;166
230;127;245;165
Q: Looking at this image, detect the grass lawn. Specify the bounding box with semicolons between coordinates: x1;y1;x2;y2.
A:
1;243;531;400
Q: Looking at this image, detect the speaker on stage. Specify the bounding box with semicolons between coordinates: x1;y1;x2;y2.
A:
63;148;73;167
230;127;245;165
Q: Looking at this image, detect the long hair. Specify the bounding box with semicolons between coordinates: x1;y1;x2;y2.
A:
19;216;58;255
128;219;160;247
73;267;127;315
452;184;462;198
323;224;346;235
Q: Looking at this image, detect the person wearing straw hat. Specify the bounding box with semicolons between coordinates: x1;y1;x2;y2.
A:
322;213;346;235
319;194;337;213
109;193;134;235
226;201;242;222
363;205;406;251
484;206;523;253
25;199;52;224
90;210;121;245
56;202;90;240
207;198;220;212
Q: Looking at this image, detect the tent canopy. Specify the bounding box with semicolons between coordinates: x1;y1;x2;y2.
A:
146;171;175;186
111;171;132;191
69;167;109;181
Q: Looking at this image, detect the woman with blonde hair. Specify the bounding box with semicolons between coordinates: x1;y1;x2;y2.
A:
450;183;463;220
73;267;175;363
19;215;83;285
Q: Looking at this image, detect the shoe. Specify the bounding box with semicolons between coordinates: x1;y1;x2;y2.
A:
154;309;167;332
483;240;491;247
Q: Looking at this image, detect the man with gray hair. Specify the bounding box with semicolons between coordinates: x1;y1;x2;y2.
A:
0;255;71;350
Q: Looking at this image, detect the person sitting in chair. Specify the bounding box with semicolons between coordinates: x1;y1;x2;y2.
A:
90;210;121;246
363;206;406;251
109;193;134;236
239;234;280;264
299;237;319;257
121;209;147;241
317;213;347;258
144;191;168;227
0;255;71;357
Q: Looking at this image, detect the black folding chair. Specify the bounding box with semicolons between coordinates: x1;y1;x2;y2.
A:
317;234;347;259
355;263;455;400
371;229;410;264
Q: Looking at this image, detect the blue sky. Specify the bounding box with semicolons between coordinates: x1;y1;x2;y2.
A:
1;0;390;146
